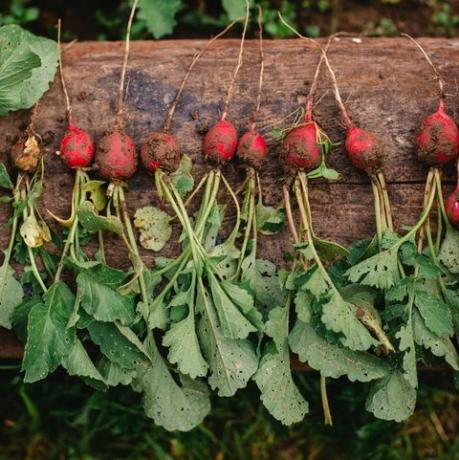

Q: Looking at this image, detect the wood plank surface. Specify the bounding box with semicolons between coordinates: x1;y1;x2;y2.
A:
1;38;459;357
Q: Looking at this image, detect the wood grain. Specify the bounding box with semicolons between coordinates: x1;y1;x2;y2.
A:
1;38;458;359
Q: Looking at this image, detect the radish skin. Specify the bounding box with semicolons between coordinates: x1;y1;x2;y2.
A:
236;129;267;170
140;132;180;173
446;186;459;228
416;100;459;166
60;124;95;169
96;131;137;181
203;119;238;164
281;122;322;172
345;126;383;173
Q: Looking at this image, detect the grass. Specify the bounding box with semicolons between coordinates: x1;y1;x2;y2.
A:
0;364;457;460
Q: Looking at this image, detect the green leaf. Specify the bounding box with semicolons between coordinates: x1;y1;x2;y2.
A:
87;321;148;370
77;201;123;235
414;290;453;337
0;31;40;114
290;320;389;381
62;338;105;383
162;310;208;379
296;265;329;298
197;287;258;396
346;247;400;289
439;225;459;274
254;306;309;425
98;357;137;387
17;26;58;108
395;320;417;388
134;206;172;252
221;0;253;20
0;259;23;328
22;282;76;383
208;274;257;340
312;236;349;261
366;370;416;422
294;290;313;323
140;337;210;432
170;154;194;197
413;310;459;370
138;0;182;38
77;269;136;325
241;255;284;309
256;202;285;235
0;163;13;189
83;180;107;211
321;292;378;351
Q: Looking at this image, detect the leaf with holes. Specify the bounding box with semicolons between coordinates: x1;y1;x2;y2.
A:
439;225;459;274
134;206;172;252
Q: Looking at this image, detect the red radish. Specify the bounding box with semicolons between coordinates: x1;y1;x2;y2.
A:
446;186;459;228
203;119;238;164
236;129;267;169
140;132;179;173
416;100;459;166
96;130;137;180
281;123;321;172
56;20;95;171
236;8;267;172
345;126;383;173
60;124;95;169
95;1;138;181
140;21;238;175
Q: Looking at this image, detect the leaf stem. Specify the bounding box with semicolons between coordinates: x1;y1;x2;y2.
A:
320;375;333;426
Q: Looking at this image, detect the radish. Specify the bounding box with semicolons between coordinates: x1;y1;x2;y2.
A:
94;2;138;182
140;19;238;175
147;2;262;401
276;17;397;425
445;185;459;229
344;36;459;422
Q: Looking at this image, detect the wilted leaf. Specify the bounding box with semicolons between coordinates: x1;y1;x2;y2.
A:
256;202;285;235
134;206;172;252
83;180;107;211
0;163;13;189
77;201;123;235
20;213;51;248
170;154;194;197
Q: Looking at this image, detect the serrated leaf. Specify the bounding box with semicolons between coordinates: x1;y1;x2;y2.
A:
413;310;459;369
138;0;182;38
77;269;136;325
346;247;400;289
77;201;123;235
395;321;417;388
162;311;208;379
366;370;416;422
209;273;257;339
254;306;309;425
241;255;283;309
140;337;210;432
22;282;76;383
62;338;105;383
197;287;258;397
294;290;313;323
290;320;389;381
439;225;459;274
98;357;137;387
170;154;194;197
134;206;172;252
0;259;23;328
321;292;378;351
88;321;148;370
414;290;453;337
0;163;13;189
297;265;329;298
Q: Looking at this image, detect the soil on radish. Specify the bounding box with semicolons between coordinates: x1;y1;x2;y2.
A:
345;127;384;173
140;132;180;173
281;123;321;173
60;125;95;169
95;130;137;180
236;129;267;170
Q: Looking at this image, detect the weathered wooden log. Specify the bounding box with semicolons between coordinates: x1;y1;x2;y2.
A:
1;38;458;360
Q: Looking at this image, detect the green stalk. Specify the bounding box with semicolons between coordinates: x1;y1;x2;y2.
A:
371;177;383;244
0;178;21;299
376;171;393;232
